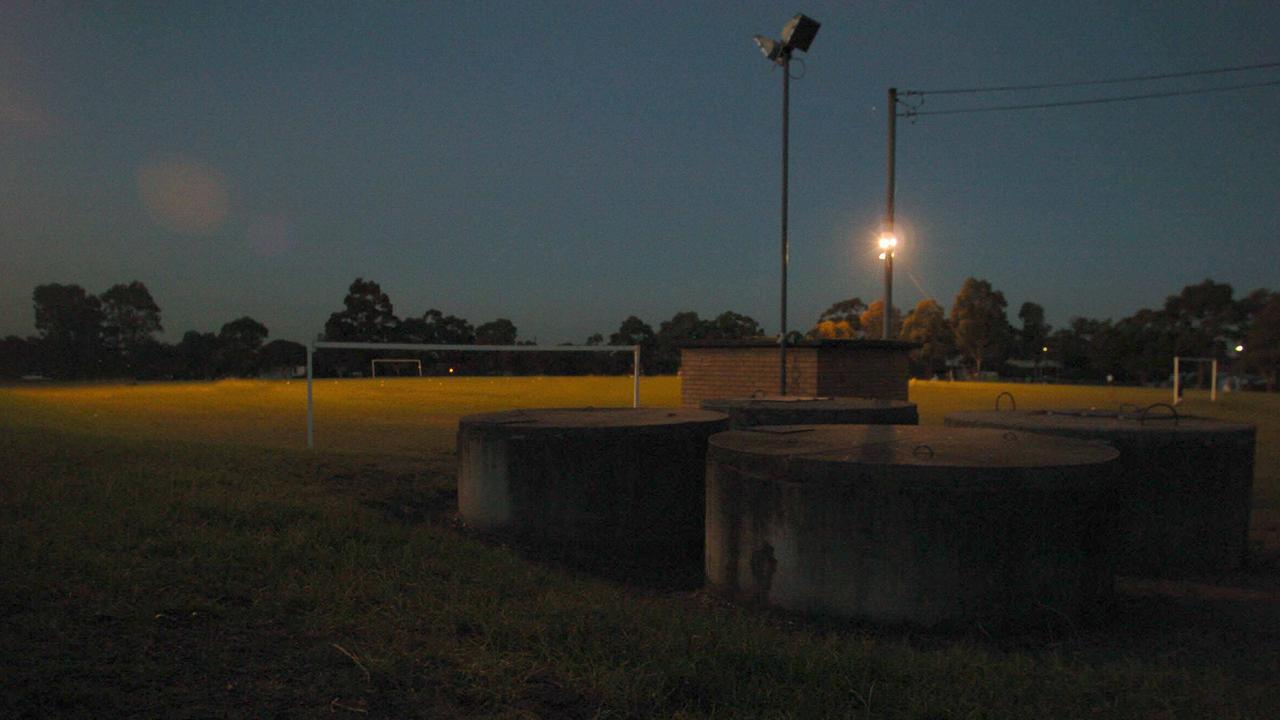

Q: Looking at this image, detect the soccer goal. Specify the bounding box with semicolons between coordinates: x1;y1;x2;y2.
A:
1173;356;1218;405
305;340;642;449
370;358;422;377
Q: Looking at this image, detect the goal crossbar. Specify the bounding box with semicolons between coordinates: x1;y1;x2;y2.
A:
306;340;642;449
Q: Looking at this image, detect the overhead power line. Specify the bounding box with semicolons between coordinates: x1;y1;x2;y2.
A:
899;78;1280;118
903;60;1280;96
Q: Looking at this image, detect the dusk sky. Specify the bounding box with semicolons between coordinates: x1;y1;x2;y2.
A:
3;1;1278;345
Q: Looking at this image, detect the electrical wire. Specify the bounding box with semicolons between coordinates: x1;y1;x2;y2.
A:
903;61;1280;96
898;78;1280;117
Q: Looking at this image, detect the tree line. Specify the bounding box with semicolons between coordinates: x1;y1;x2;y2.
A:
0;281;290;380
817;277;1280;390
312;279;765;376
3;276;1278;389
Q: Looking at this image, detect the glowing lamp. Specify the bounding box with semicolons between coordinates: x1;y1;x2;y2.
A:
878;233;897;250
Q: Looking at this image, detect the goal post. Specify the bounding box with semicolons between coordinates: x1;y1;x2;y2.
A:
370;358;422;377
1173;356;1218;405
305;340;642;449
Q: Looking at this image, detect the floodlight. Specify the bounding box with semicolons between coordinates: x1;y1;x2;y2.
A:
781;14;821;53
754;35;783;63
878;233;898;250
1235;344;1244;352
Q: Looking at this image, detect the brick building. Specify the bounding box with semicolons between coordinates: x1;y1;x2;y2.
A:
679;339;917;407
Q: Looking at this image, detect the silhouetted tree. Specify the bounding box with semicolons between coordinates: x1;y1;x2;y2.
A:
610;316;657;373
654;311;708;374
175;331;219;379
324;278;399;342
706;311;763;340
217;316;268;377
100;281;163;377
475;318;518;345
1165;279;1234;370
0;336;36;378
258;339;306;376
950;278;1012;376
900;299;953;377
1242;294;1280;391
33;283;105;378
1016;302;1050;358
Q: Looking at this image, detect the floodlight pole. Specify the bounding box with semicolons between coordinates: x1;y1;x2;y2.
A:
884;87;897;340
779;52;791;394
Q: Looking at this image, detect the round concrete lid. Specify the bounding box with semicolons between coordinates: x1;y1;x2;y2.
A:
459;407;728;430
709;424;1118;469
702;396;915;411
945;409;1254;437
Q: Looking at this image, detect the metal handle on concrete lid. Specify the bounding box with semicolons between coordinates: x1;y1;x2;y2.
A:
1138;403;1179;426
912;444;935;458
1003;431;1018;441
995;391;1017;411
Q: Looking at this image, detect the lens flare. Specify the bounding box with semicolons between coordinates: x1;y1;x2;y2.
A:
137;157;229;236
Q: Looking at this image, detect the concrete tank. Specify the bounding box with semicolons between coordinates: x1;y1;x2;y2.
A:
701;396;918;429
705;424;1121;629
945;408;1256;575
458;407;729;573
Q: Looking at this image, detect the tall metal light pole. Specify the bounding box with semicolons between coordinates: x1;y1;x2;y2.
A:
881;86;898;340
754;13;820;394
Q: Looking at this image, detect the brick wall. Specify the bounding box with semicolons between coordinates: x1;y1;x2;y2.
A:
817;347;911;401
680;342;912;407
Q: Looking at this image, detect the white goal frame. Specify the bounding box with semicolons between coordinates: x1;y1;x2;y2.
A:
370;358;422;377
1173;356;1218;405
305;340;642;449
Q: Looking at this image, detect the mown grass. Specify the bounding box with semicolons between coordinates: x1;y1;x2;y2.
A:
1;378;1278;718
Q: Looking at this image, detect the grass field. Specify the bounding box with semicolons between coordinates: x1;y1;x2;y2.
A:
2;377;1278;718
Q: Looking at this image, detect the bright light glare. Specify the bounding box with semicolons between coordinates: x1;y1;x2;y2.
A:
1235;344;1244;352
1042;346;1049;353
878;233;898;250
878;252;886;260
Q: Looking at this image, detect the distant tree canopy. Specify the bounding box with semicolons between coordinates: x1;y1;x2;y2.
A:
951;278;1013;375
858;300;902;340
1243;294;1280;390
900;299;952;377
1017;302;1050;361
33;283;106;378
100;281;163;373
15;280;273;380
324;278;399;342
476;318;518;345
809;297;865;339
6;274;1280;386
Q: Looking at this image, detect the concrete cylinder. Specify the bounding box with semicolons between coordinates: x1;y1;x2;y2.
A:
701;396;918;429
458;407;729;573
706;424;1120;629
945;409;1256;575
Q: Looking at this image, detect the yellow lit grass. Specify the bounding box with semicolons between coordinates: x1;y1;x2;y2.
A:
2;376;1275;506
3;376;681;455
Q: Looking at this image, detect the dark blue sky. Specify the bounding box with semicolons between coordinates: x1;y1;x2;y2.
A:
3;1;1278;344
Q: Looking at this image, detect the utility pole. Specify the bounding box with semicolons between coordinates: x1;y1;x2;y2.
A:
883;87;897;340
779;53;790;393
